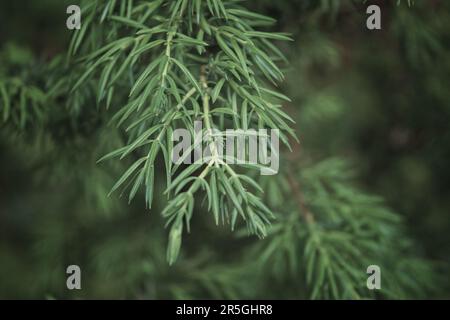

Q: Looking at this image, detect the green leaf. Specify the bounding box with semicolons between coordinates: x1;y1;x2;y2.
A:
171;58;202;94
131;39;165;59
211;78;226;103
245;31;293;42
129;168;145;203
227;9;276;24
109;157;147;196
210;171;220;225
121;125;163;159
167;220;183;265
109;15;148;29
218;170;244;217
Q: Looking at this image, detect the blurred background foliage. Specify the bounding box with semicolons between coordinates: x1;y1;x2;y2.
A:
0;0;449;299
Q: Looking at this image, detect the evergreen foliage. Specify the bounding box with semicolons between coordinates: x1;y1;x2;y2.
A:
0;0;448;299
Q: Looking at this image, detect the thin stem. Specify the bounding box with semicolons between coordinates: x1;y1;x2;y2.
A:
200;64;221;168
161;2;187;87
